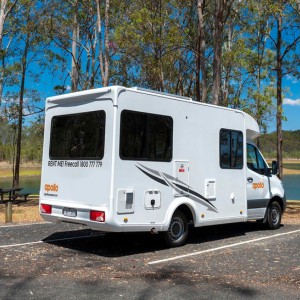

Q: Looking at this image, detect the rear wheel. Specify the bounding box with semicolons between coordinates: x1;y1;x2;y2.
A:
265;201;282;230
163;211;189;247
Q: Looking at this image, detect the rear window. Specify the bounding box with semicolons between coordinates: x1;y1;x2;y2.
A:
50;110;105;159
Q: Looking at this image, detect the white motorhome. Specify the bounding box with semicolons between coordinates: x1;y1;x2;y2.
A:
40;86;286;247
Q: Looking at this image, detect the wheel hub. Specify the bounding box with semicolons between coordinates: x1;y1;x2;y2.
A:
271;207;279;224
168;217;184;241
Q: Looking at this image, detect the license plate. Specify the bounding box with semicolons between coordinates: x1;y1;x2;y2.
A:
63;208;77;217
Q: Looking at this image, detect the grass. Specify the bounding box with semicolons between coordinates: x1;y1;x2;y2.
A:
0;167;41;178
266;159;300;175
283;163;300;170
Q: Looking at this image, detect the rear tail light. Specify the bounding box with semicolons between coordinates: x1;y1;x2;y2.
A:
40;204;52;214
90;210;105;222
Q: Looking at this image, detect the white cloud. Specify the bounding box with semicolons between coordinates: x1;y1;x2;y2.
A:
283;98;300;106
286;74;299;84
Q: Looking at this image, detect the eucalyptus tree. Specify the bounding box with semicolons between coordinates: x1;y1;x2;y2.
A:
0;0;19;105
114;0;186;92
47;0;93;92
211;0;235;105
47;0;114;92
196;0;210;102
0;0;18;46
227;0;277;139
2;0;50;186
96;0;110;87
268;0;300;178
245;1;275;136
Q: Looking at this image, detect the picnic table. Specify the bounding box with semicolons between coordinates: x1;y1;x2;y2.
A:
0;187;31;223
0;187;31;203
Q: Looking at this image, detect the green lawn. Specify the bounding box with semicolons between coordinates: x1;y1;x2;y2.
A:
283;163;300;170
0;167;41;178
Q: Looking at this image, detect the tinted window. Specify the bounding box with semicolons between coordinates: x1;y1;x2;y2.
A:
50;111;105;159
220;129;243;169
247;144;267;174
120;110;173;161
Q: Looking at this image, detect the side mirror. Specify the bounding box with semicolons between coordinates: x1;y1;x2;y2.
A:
271;160;278;175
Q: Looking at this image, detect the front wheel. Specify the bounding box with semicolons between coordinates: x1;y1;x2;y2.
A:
163;211;189;247
265;201;282;230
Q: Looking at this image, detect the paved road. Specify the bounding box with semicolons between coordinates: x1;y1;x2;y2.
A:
0;222;299;299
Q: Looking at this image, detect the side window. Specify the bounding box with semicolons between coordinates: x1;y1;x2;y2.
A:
120;110;173;161
247;144;258;171
220;129;243;169
247;144;267;174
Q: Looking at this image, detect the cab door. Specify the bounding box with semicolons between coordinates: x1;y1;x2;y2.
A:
246;143;270;219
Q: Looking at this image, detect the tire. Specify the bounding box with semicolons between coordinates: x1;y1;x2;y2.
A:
163;211;189;247
265;201;282;230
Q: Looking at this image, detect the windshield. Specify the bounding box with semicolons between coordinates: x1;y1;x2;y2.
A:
49;110;106;160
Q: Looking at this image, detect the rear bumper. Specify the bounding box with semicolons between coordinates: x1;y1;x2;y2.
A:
40;213;123;232
39;200;165;233
39;200;120;232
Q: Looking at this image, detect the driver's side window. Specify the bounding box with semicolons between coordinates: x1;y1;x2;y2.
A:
247;144;267;175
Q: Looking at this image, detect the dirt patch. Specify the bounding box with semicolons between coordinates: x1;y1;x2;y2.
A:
283;168;300;175
0;161;41;168
0;197;44;224
282;201;300;225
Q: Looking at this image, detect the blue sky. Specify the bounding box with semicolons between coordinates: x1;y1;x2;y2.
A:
9;55;300;134
279;76;300;132
34;71;300;134
282;101;300;131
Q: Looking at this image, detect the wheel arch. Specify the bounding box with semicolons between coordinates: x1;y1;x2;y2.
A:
162;198;198;231
269;195;286;214
263;195;286;224
174;203;195;226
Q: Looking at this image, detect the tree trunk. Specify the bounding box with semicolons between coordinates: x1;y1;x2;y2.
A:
13;34;29;187
96;0;110;87
90;27;97;89
256;30;262;149
212;0;223;105
0;68;3;105
104;0;110;87
0;0;18;106
197;0;207;102
276;13;283;179
0;1;5;47
71;4;79;92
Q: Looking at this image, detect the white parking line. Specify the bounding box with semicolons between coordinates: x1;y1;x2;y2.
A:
148;229;300;265
0;221;50;228
0;234;104;249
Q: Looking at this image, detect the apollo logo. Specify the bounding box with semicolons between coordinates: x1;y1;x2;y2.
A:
252;182;264;190
44;183;59;193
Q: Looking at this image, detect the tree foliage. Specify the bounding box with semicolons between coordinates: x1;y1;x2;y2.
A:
0;0;299;171
260;130;300;159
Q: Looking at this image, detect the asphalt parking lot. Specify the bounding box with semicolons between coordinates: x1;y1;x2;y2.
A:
0;222;299;300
